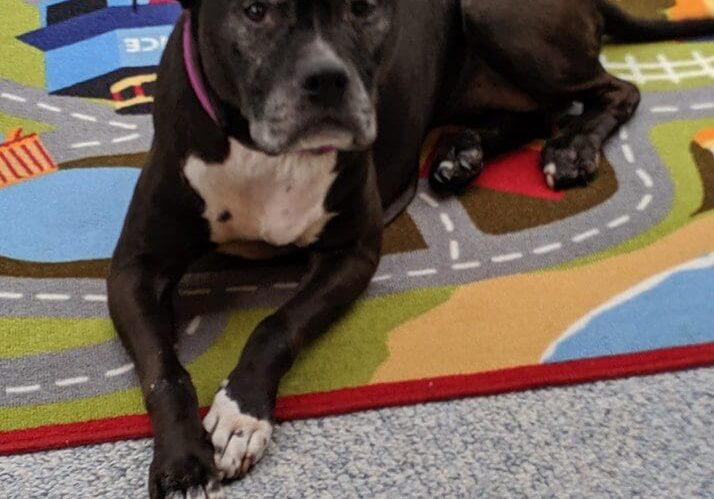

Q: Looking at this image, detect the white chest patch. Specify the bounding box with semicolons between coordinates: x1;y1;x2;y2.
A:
184;139;338;252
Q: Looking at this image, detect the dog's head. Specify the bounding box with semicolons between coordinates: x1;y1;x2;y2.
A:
183;0;397;155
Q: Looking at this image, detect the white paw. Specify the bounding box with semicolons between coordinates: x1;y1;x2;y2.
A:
203;389;273;480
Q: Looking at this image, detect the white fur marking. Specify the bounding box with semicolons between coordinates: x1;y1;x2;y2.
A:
184;139;337;252
203;389;273;480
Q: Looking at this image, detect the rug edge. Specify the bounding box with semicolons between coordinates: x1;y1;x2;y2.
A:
2;342;713;456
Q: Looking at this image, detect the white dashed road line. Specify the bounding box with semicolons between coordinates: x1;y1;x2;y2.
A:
5;384;41;395
651;106;679;114
419;193;439;208
83;294;108;302
105;364;134;378
622;144;635;164
533;243;563;255
35;293;71;301
452;261;482;271
112;133;141;144
70;141;101;149
572;229;601;243
636;169;654;188
70;112;98;123
36;102;61;113
1;92;27;102
1;90;144;154
108;121;138;130
0;292;23;300
372;274;393;283
449;240;460;261
638;194;654;212
492;253;524;264
55;376;89;387
440;213;455;233
408;268;438;277
185;316;202;336
608;215;631;229
691;102;714;111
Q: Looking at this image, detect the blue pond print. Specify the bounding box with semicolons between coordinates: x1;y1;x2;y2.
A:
544;254;714;363
0;168;140;263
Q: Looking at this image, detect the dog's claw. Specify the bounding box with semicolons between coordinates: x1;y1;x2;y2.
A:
240;455;254;477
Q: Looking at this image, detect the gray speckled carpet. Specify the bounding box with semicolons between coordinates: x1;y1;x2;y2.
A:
2;368;713;499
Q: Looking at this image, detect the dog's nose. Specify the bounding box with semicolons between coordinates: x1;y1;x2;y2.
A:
302;66;349;107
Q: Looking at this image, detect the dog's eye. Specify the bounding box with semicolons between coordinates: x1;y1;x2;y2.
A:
350;0;375;18
245;2;268;23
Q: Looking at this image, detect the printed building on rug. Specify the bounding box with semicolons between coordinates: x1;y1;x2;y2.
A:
0;129;57;187
19;0;180;113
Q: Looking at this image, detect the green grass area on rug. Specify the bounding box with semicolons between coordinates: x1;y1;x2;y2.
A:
0;317;115;358
0;0;44;88
0;286;452;432
0;112;53;137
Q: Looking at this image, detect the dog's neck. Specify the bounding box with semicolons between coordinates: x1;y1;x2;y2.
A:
183;14;219;123
182;12;256;145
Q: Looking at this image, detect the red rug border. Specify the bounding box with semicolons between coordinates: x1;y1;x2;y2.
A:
2;342;713;455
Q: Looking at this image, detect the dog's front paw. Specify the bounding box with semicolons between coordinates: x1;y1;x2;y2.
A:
149;438;224;499
541;134;601;190
203;388;273;480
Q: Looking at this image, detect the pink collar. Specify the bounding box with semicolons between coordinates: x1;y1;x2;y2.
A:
182;14;219;123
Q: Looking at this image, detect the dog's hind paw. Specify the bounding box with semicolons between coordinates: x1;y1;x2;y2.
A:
541;134;601;191
203;389;273;480
429;130;484;193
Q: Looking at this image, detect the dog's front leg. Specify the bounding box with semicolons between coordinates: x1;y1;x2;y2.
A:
109;263;222;498
204;201;382;480
108;163;220;498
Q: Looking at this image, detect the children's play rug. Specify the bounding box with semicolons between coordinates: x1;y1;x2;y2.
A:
1;0;714;455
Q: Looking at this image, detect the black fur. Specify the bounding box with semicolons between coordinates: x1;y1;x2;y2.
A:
111;2;714;497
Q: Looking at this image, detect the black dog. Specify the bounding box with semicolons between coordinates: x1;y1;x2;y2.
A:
108;1;714;497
